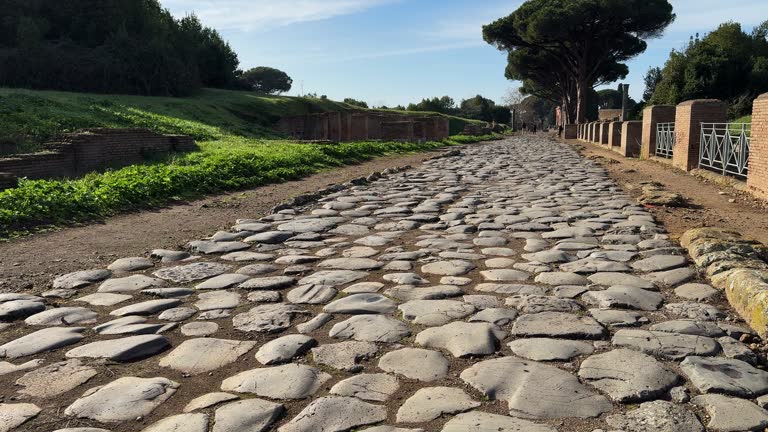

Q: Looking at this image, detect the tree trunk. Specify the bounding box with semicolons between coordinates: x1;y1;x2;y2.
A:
575;80;588;123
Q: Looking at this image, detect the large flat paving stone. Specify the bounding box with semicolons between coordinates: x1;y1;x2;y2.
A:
330;373;400;402
233;304;309;333
24;307;99;327
66;335;170;362
299;270;368;287
398;300;475;326
396;387;479;423
460;356;612;419
16;359;97;398
415;322;506;357
582;286;663;311
212;399;284;432
311;341;378;372
324;293;397;314
141;413;209;432
693;394;768;431
53;269;111;290
277;396;386;432
159;338;256;374
329;315;411;343
0;327;86;358
508;338;594;361
681;356;768;397
0;403;40;432
512;312;607;339
378;348;449;382
221;363;331;399
606;400;703;432
441;411;557;432
153;262;231;283
255;334;316;365
65;376;178;422
612;329;720;360
579;348;679;402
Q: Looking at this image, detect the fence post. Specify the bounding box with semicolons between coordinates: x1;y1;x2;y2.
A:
564;124;577;139
748;93;768;200
609;121;623;150
673;99;727;171
591;123;599;143
641;105;676;159
619;121;642;157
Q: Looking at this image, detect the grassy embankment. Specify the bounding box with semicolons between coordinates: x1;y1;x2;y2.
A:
0;88;498;238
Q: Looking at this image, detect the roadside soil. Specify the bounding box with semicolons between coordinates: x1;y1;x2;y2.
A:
567;139;768;244
0;149;449;294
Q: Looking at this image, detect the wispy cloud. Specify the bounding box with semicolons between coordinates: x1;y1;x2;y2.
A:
669;0;768;32
426;2;523;42
163;0;401;31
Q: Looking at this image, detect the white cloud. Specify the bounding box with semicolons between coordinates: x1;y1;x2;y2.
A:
163;0;401;31
668;0;768;32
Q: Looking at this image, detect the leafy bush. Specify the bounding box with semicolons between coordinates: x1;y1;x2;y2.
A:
0;138;447;238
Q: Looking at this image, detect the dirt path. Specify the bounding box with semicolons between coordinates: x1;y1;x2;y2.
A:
0;149;450;294
568;139;768;244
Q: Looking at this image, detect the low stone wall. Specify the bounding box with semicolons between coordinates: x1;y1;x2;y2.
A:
275;112;449;142
681;228;768;337
0;129;197;186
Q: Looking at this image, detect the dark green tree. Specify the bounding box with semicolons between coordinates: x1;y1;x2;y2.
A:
406;96;457;114
649;21;768;116
343;98;369;108
483;0;675;123
491;106;512;124
460;95;495;121
240;67;293;94
643;67;663;102
0;0;242;96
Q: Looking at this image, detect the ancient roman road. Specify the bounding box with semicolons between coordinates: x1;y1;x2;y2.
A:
1;136;767;432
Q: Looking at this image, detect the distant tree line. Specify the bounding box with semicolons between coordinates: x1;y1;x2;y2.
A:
645;21;768;118
374;95;511;124
0;0;293;96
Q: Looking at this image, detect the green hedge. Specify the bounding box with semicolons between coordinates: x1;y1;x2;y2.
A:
0;138;449;238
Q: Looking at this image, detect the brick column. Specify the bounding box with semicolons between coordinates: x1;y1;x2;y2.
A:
619;121;642;157
609;121;624;150
641;105;676;159
600;123;610;145
748;93;768;200
673;99;727;171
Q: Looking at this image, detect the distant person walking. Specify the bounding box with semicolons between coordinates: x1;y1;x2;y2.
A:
533;124;537;133
521;122;527;132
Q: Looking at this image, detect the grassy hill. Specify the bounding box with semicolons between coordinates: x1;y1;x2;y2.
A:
0;88;483;153
0;87;496;238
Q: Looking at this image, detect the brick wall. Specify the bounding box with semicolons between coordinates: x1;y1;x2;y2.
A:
0;129;196;184
620;121;642;157
673;100;727;171
381;122;414;141
641;105;675;159
608;121;623;150
748;93;768;199
276;113;449;142
598;109;622;121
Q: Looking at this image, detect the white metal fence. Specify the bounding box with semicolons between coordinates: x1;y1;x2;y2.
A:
699;123;751;179
656;122;675;158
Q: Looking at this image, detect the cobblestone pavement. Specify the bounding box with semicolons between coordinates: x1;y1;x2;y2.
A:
1;136;767;432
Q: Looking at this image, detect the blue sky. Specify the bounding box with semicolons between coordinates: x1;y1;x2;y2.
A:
164;0;768;106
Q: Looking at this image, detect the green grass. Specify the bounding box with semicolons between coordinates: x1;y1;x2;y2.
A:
0;88;484;153
0;87;494;238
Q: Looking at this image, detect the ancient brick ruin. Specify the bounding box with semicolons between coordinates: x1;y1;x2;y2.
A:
0;129;196;184
275;112;450;142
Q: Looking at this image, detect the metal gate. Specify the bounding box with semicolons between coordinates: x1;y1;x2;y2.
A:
655;122;675;158
699;123;750;179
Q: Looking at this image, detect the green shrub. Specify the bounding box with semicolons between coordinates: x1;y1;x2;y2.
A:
0;138;445;238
